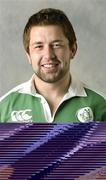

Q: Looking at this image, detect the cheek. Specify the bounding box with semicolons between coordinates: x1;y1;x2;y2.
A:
57;50;71;61
57;47;71;57
55;49;65;59
30;53;41;64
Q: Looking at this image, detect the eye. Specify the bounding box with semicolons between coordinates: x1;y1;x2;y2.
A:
34;45;43;49
52;43;63;49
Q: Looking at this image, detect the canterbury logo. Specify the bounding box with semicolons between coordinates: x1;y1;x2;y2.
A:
11;109;32;122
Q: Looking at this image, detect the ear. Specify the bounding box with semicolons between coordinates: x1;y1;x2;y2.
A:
70;41;77;59
26;53;32;64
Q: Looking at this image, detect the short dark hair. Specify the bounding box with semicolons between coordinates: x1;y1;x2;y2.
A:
23;8;77;53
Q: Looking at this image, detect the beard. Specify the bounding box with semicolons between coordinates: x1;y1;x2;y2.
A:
33;62;70;83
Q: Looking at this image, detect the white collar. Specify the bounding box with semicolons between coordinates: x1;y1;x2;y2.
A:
18;74;87;99
67;76;87;98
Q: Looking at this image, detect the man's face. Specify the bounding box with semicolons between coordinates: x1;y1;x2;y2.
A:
27;25;76;83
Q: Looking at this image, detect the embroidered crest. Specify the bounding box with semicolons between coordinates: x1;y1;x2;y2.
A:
77;107;93;122
11;109;32;123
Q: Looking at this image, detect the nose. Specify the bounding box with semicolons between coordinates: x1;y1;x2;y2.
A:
43;45;56;60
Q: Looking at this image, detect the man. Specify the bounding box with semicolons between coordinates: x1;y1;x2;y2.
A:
0;8;106;122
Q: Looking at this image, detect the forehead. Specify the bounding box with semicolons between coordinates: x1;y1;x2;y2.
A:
29;25;67;43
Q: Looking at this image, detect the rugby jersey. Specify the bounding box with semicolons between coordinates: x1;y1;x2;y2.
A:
0;75;106;122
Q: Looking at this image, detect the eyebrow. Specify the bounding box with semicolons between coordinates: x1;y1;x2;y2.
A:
51;40;64;43
30;42;43;46
30;40;64;46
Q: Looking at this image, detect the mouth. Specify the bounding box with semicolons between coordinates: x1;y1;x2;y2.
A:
41;62;60;72
42;63;59;68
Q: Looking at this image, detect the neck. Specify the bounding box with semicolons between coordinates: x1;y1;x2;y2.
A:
33;73;71;114
34;72;71;97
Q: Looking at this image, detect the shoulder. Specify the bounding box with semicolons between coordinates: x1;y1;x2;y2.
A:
82;86;106;121
0;81;32;122
84;87;106;103
0;81;30;103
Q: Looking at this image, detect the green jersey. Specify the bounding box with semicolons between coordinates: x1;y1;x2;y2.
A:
0;76;106;122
